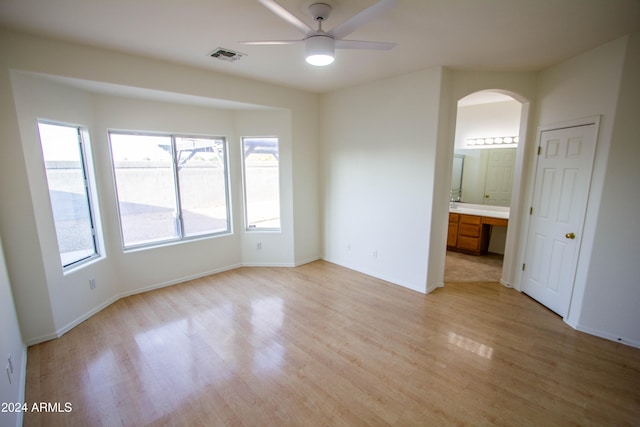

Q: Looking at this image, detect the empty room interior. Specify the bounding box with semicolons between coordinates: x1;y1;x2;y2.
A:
1;0;640;425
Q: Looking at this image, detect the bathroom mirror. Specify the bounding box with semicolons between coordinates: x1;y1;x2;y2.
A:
451;154;464;201
451;147;516;207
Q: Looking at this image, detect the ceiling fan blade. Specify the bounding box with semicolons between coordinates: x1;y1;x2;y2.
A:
335;39;397;50
330;0;397;40
257;0;313;36
241;40;302;45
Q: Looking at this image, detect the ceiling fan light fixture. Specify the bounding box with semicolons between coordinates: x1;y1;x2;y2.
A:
305;35;335;66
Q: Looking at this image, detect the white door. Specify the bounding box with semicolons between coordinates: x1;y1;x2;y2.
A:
522;123;597;317
484;148;515;206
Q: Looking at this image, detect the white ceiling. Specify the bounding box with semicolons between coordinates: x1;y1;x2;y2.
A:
1;0;639;94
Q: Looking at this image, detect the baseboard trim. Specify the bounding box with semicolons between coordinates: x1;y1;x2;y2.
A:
56;295;120;340
62;264;243;341
294;256;321;267
27;262;319;346
241;262;297;268
427;281;444;294
25;332;61;347
322;257;428;294
499;278;513;288
571;323;640;349
118;263;243;299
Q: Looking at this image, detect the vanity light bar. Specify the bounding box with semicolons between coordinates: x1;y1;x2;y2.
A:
466;136;519;146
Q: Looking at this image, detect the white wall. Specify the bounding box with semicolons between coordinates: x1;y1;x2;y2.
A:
234;109;296;266
0;29;320;345
0;234;26;427
527;35;632;342
425;68;453;292
531;32;627;295
10;73;122;341
454;100;522;150
291;105;321;266
568;33;640;345
320;68;540;293
321;67;445;293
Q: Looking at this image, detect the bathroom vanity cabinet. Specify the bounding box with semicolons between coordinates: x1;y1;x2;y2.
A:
447;212;508;255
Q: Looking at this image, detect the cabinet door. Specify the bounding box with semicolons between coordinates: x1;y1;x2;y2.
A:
447;214;459;248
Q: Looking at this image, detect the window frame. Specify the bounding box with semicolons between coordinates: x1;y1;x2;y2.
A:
108;130;231;250
37;120;101;270
241;136;282;232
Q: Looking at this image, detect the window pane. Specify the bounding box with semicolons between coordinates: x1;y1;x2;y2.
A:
243;138;281;230
175;137;229;237
110;133;178;247
38;122;97;267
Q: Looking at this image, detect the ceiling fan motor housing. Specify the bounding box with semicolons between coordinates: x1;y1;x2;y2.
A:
309;3;332;21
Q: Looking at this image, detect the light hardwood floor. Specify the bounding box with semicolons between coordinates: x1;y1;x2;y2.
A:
25;261;640;426
444;250;503;282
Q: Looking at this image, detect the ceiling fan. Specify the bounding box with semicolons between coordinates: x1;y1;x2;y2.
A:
243;0;398;66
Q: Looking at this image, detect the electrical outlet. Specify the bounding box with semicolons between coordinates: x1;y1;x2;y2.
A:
256;242;262;250
89;278;96;290
373;250;378;259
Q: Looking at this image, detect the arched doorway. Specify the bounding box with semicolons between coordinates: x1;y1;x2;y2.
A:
444;90;529;286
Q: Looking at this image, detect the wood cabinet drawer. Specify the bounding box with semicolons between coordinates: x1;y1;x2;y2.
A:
459;223;481;238
458;215;482;238
457;235;481;252
459;214;482;225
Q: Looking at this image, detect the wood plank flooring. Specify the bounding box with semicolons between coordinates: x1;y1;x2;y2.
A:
444;250;503;282
24;261;640;426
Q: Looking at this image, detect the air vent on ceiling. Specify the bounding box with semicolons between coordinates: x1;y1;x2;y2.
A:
209;48;246;62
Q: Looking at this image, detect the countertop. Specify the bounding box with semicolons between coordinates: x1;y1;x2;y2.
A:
449;203;509;220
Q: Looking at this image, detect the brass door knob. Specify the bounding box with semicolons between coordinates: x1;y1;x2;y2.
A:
565;232;576;239
485;194;490;198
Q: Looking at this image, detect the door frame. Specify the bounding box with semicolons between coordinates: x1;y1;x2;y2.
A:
514;115;601;320
441;90;532;290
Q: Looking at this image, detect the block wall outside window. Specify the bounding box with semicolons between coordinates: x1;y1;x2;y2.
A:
242;137;281;231
109;132;230;249
38;121;99;268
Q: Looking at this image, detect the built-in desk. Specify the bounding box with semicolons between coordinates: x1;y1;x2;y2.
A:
448;204;509;256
